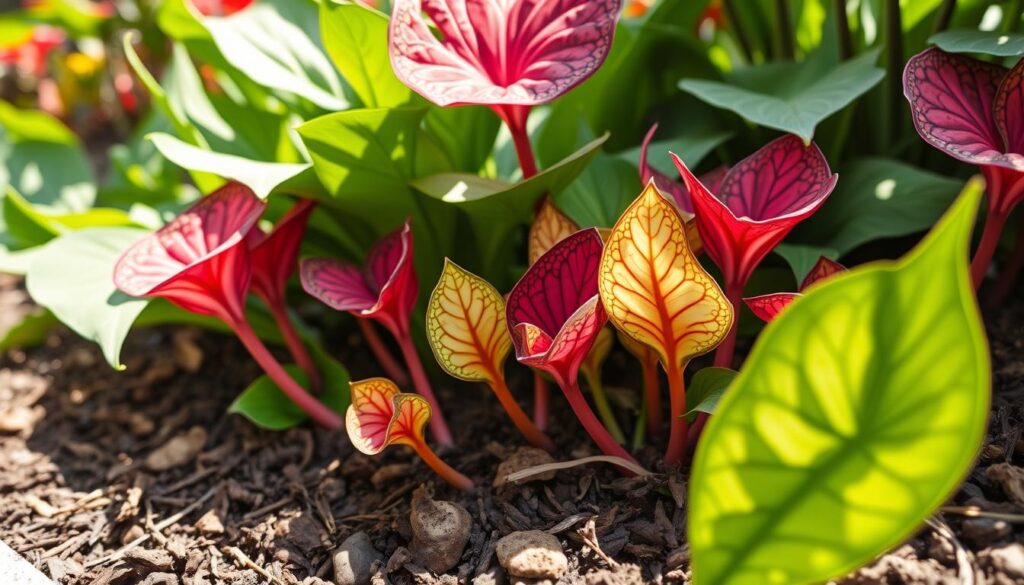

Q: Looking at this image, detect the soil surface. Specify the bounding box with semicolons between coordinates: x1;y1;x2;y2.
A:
0;273;1022;585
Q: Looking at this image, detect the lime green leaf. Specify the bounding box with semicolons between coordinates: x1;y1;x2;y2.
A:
930;30;1024;57
679;50;884;142
684;368;737;423
148;133;315;199
424;106;501;173
25;228;151;369
320;0;412;108
689;179;989;585
230;353;349;430
204;0;348;111
793;158;964;256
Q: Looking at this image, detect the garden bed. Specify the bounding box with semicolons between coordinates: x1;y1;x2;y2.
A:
0;273;1021;585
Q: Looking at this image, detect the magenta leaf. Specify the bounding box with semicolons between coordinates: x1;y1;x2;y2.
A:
301;221;418;337
249;199;316;306
114;182;266;322
506;228;605;383
389;0;622;108
800;256;846;290
743;293;799;324
639;124;729;217
995;57;1024;156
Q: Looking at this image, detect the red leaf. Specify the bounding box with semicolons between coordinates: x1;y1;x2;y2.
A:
800;256;846;290
249;199;315;307
995;57;1024;159
506;228;606;385
673;135;837;288
114;182;265;322
743;293;799;323
389;0;621;107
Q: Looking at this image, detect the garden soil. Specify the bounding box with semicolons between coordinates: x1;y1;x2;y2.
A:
0;273;1022;585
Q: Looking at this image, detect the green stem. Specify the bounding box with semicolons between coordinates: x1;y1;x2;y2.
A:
774;0;795;59
583;368;626;445
884;0;904;144
632;398;647;451
932;0;957;34
834;0;853;60
723;0;755;62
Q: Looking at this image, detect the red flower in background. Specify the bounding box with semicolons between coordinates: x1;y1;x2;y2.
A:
506;229;638;466
190;0;253;16
672;134;838;367
0;26;64;77
114;183;341;429
904;47;1024;287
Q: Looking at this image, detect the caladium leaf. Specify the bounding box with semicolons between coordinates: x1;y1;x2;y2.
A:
689;180;989;585
389;0;622;107
249;199;316;307
113;182;266;323
426;259;552;449
745;256;847;323
528;200;578;265
639;124;726;216
929;30;1024;58
301;220;418;338
347;377;473;490
598;182;732;464
674;134;838;289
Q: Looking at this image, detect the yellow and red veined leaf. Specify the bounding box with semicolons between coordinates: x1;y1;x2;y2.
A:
529;200;579;265
743;293;800;324
599;182;733;371
347;378;472;490
347;377;431;455
673;135;838;289
389;0;622;108
598;181;732;463
426;259;510;383
114;182;266;323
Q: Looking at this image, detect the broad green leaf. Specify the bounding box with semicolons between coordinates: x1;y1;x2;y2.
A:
25;228;151;369
0;101;94;211
320;0;412;108
679;50;885;142
774;243;840;283
689;180;989;585
424;106;501;173
24;0;107;37
204;0;348;111
930;30;1024;57
619;127;733;178
0;15;34;49
230;353;349;430
148;133;315;199
684;367;737;423
792;158;964;256
554;151;639;229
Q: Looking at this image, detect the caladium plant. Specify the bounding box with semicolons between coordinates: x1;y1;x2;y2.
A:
388;0;622;178
599;182;733;465
745;256;847;323
113;183;342;429
617;330;661;440
506;228;638;466
426;259;554;451
672;134;838;369
247;198;320;390
301;221;453;446
347;377;472;491
903;47;1024;288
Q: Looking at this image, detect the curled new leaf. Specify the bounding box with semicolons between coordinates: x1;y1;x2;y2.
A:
426;260;553;450
347;378;472;490
599;181;732;464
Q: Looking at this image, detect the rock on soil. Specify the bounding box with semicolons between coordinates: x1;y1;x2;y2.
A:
493;447;556;487
409;487;471;574
333;531;382;585
143;426;207;471
496;530;568;579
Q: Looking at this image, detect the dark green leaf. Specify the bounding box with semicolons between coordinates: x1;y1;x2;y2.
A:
685;367;737;422
229;353;349;430
930;30;1024;57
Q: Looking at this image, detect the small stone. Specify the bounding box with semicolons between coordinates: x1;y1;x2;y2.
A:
494;448;556;487
124;548;175;572
980;543;1024;579
144;427;207;471
195;509;224;535
333;532;382;585
495;531;567;580
986;463;1024;505
409;487;472;574
962;517;1011;547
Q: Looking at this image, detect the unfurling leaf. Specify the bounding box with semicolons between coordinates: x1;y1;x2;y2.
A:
598;181;732;463
683;367;737;423
529;200;578;265
427;260;553;450
744;256;847;323
689;180;989;585
347;378;472;490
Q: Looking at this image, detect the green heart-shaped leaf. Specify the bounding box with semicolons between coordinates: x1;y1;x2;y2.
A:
684;367;737;423
930;30;1024;57
689;178;989;585
679;50;884;142
230;352;350;430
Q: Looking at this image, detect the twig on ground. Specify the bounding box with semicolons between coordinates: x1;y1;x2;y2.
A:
223;546;285;585
577;517;619;568
927;516;976;585
504;456;652;484
940;506;1024;523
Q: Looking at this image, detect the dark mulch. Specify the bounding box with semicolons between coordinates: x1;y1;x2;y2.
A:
0;272;1022;585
